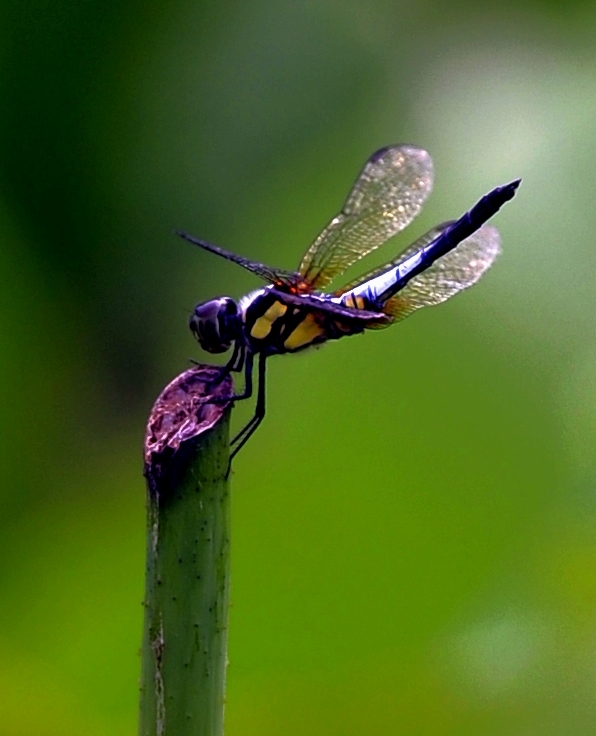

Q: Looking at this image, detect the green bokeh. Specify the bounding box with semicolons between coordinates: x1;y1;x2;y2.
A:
2;1;596;733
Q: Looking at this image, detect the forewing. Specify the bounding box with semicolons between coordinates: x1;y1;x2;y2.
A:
177;230;298;286
382;225;501;322
298;145;433;289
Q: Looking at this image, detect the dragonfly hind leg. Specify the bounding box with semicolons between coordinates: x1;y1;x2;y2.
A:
227;352;267;472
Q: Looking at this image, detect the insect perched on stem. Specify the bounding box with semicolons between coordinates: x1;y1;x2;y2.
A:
178;145;519;466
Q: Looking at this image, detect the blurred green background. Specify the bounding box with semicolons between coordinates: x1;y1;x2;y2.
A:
2;0;596;733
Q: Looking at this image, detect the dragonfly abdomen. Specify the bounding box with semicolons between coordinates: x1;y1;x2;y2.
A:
374;179;520;303
423;180;519;265
340;249;424;307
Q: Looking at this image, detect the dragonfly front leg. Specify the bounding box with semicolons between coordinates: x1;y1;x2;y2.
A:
203;349;254;408
201;341;245;390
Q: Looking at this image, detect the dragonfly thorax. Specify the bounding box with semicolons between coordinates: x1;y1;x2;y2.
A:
189;297;242;353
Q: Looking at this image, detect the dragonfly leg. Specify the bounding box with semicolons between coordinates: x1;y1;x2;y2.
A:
202;341;245;390
231;341;246;372
204;349;254;407
227;352;267;473
222;340;246;375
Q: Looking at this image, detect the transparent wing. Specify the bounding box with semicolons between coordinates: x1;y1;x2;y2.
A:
177;230;298;286
298;145;434;289
382;224;501;323
333;223;450;296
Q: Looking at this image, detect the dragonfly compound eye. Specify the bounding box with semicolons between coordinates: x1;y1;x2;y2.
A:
190;297;240;353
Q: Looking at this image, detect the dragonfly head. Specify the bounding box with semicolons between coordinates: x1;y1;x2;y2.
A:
189;297;241;353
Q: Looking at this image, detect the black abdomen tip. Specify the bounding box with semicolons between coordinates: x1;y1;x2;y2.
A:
504;178;522;197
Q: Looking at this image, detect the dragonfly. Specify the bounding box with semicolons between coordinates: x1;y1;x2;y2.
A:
178;145;519;464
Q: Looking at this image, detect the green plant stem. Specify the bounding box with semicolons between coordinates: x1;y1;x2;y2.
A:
139;411;231;736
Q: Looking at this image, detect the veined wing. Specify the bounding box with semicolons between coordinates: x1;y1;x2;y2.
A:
298;145;434;290
177;230;298;286
334;223;450;296
383;225;501;322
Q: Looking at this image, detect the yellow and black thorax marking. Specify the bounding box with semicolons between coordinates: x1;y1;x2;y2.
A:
242;289;366;355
